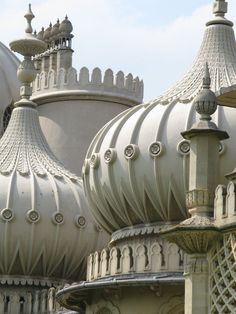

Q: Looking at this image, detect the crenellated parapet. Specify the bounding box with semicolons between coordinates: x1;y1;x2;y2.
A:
87;236;184;281
32;66;143;104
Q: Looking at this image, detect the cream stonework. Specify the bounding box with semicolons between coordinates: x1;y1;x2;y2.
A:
1;0;236;313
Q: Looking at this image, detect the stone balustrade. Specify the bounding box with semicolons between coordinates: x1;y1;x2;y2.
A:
214;182;236;224
87;238;184;281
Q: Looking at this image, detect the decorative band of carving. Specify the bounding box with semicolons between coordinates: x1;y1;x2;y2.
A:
87;238;184;281
186;189;214;209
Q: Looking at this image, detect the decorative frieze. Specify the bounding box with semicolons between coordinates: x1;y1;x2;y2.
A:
87;238;184;281
186;189;214;209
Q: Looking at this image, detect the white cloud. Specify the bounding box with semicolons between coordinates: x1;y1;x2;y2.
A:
1;0;236;101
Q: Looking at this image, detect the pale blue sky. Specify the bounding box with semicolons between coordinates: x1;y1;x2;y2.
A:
1;0;236;101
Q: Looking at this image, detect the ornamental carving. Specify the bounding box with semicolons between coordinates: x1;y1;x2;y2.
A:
124;144;139;160
104;148;116;164
186;189;214;209
87;238;184;281
149;141;163;157
52;212;64;225
26;209;40;223
75;215;86;228
0;108;78;181
1;208;14;222
177;140;190;155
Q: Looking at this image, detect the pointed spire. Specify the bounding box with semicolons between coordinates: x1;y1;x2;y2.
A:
213;0;228;18
202;62;211;89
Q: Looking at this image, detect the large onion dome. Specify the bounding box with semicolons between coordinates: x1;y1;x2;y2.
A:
83;0;236;233
0;5;105;282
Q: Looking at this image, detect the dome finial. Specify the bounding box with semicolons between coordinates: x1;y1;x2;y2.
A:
194;65;217;121
9;4;47;105
213;0;228;18
24;4;35;34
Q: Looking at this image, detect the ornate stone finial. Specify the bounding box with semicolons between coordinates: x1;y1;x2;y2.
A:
24;4;35;34
207;0;233;27
9;5;47;105
213;0;228;18
194;63;217;121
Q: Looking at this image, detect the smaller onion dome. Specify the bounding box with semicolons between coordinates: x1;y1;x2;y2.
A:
59;15;73;35
51;19;60;38
43;23;52;41
37;27;44;41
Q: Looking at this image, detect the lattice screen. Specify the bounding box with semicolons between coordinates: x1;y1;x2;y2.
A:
209;233;236;314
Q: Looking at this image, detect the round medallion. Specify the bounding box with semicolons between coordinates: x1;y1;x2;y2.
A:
26;209;40;223
124;144;139;160
104;149;116;164
75;215;86;228
1;208;14;222
52;212;64;225
149;141;163;157
178;140;190;155
90;153;100;168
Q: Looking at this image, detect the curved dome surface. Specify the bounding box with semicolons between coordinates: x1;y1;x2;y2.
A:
83;2;236;233
0;42;20;132
0;106;105;281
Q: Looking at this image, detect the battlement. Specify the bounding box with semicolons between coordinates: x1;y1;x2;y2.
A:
32;66;143;104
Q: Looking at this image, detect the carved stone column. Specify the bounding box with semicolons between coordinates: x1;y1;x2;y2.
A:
184;254;209;314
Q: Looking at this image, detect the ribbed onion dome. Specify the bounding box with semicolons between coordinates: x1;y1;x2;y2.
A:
0;106;104;280
83;0;236;234
0;6;105;281
59;15;73;35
